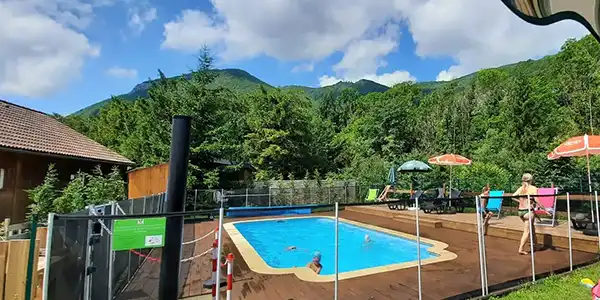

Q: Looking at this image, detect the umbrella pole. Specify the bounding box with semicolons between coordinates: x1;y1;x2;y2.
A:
588;153;595;223
449;166;453;207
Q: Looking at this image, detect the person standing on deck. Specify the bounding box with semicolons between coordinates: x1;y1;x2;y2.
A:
512;173;544;255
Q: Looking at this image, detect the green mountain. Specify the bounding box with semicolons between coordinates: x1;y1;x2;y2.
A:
73;55;554;116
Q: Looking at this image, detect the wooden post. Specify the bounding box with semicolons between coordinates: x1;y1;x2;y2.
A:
0;241;8;300
5;240;30;300
2;218;9;240
11;158;22;221
30;240;41;299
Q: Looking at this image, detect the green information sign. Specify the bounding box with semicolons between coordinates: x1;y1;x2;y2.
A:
112;217;166;251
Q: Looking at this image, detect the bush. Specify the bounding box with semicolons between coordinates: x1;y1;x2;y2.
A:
454;162;512;192
28;165;126;219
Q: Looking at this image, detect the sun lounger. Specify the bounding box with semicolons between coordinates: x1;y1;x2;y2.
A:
534;187;558;227
486;190;504;219
421;188;444;213
570;212;597;230
403;190;424;211
365;188;378;202
449;189;464;212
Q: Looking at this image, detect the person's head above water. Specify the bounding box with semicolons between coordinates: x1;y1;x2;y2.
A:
313;251;321;263
364;234;371;243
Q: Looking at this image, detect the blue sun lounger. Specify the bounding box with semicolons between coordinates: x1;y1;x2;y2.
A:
486;190;504;219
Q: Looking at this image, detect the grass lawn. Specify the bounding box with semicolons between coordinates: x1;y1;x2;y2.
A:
491;263;600;299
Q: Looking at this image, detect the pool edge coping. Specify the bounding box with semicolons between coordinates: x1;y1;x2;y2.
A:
223;215;458;283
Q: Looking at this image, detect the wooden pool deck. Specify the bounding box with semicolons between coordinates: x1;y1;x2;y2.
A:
118;208;599;299
350;205;599;252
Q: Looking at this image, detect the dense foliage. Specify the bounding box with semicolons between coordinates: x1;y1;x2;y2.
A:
27;164;126;220
61;36;600;192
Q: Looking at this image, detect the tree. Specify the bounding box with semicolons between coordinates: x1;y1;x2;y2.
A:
27;164;59;221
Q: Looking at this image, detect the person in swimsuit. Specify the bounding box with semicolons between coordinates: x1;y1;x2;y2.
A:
512;173;544;255
307;251;322;274
479;185;494;235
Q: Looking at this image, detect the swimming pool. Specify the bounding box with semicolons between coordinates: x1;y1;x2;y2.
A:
225;216;457;281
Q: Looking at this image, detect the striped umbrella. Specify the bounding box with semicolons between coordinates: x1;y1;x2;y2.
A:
428;154;472;197
548;134;600;193
548;134;600;221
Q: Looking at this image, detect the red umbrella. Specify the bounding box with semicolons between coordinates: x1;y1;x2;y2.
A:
548;134;600;221
428;154;472;197
548;134;600;193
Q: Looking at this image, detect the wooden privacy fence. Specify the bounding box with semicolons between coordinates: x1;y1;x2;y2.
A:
0;218;47;300
127;163;169;199
0;239;43;300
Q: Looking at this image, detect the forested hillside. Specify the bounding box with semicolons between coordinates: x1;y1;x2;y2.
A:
60;35;600;192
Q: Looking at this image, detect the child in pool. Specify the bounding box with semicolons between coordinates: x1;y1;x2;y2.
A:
307;251;322;274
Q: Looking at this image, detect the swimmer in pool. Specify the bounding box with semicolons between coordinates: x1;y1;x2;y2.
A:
364;234;371;243
307;251;322;274
286;246;297;251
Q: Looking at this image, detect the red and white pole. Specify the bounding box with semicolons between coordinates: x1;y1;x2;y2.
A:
211;240;218;299
226;253;234;300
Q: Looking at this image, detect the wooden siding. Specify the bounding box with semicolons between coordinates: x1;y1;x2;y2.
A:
0;150;126;222
127;163;169;199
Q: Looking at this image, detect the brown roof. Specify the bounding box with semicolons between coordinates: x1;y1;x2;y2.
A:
0;99;134;165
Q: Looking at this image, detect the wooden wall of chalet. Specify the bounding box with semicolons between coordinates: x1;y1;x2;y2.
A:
127;163;169;199
0;150;124;222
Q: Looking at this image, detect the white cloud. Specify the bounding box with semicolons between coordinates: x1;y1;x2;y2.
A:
318;70;415;88
292;63;314;73
162;10;226;53
318;75;342;87
398;0;586;81
164;0;588;84
106;67;138;79
161;0;401;61
128;5;157;34
0;0;100;98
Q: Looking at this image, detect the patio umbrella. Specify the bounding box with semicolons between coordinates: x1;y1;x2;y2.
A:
398;160;432;195
548;134;600;221
398;160;432;173
388;166;396;186
547;134;600;193
428;153;472;197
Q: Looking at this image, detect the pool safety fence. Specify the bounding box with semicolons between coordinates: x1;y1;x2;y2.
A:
472;191;600;298
41;195;219;300
40;191;600;300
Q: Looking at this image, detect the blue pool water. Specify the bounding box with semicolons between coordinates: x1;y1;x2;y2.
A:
234;217;437;275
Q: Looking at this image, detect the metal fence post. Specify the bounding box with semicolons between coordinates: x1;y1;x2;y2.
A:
334;202;339;300
84;206;94;300
42;213;55;300
269;187;272;207
475;196;485;296
567;192;573;271
415;196;422;300
328;187;331;204
24;214;38;300
245;188;249;207
595;191;600;252
108;202;116;300
127;201;133;279
194;189;198;211
143;196;147;214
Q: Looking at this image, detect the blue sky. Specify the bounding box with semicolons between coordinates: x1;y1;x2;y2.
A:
0;0;587;115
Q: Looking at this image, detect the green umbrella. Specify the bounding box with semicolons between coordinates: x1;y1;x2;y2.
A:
398;160;432;173
388;166;396;186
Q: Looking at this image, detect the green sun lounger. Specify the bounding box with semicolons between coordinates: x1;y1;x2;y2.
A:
365;188;378;202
